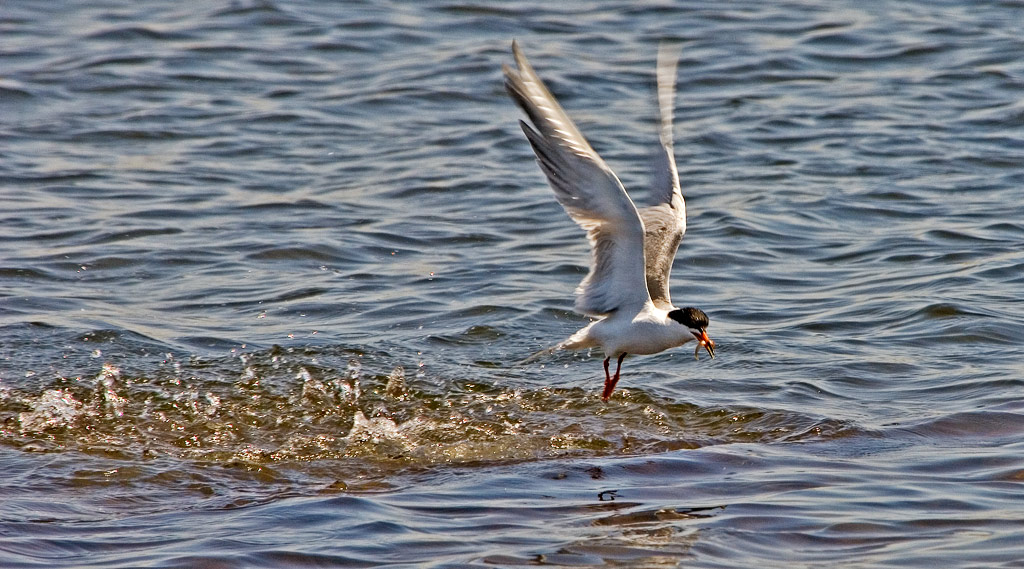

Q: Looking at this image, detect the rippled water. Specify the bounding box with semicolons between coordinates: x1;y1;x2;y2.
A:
3;1;1024;567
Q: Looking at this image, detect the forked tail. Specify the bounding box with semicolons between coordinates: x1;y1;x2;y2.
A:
517;343;564;365
518;330;595;365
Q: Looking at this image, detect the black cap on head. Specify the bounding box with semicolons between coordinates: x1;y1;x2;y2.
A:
667;307;709;329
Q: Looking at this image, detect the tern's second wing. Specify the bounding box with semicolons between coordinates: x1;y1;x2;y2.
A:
640;43;687;311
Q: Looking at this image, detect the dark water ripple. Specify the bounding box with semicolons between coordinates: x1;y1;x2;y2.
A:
3;0;1024;567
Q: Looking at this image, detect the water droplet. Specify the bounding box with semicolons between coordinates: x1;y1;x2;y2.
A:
385;367;407;398
346;359;361;380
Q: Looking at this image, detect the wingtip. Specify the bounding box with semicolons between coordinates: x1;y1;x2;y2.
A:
516;118;533;137
511;38;526;58
509;39;535;77
655;41;682;152
657;41;683;67
510;39;524;64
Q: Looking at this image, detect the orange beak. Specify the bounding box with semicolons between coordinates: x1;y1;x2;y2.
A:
695;329;715;360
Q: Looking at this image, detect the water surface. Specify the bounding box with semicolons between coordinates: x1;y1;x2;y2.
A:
2;1;1024;567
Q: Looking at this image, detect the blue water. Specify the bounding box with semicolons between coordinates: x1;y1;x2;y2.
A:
2;1;1024;567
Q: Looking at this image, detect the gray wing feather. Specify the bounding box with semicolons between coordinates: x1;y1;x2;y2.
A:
505;41;650;316
641;43;687;310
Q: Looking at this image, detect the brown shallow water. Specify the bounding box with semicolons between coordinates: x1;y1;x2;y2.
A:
3;0;1024;567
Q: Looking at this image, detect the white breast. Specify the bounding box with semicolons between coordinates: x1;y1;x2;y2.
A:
589;304;694;356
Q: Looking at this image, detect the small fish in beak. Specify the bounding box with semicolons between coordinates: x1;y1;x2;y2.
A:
693;329;715;360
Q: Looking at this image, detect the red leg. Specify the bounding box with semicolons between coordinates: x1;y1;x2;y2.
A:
601;353;627;400
602;357;612;398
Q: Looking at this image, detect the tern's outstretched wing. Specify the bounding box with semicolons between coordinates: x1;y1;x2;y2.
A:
504;41;650;316
639;43;687;311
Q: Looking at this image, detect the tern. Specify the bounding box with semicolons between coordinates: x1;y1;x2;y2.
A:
504;41;715;400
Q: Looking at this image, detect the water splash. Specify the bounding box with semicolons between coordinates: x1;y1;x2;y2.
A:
18;389;85;433
0;347;858;474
